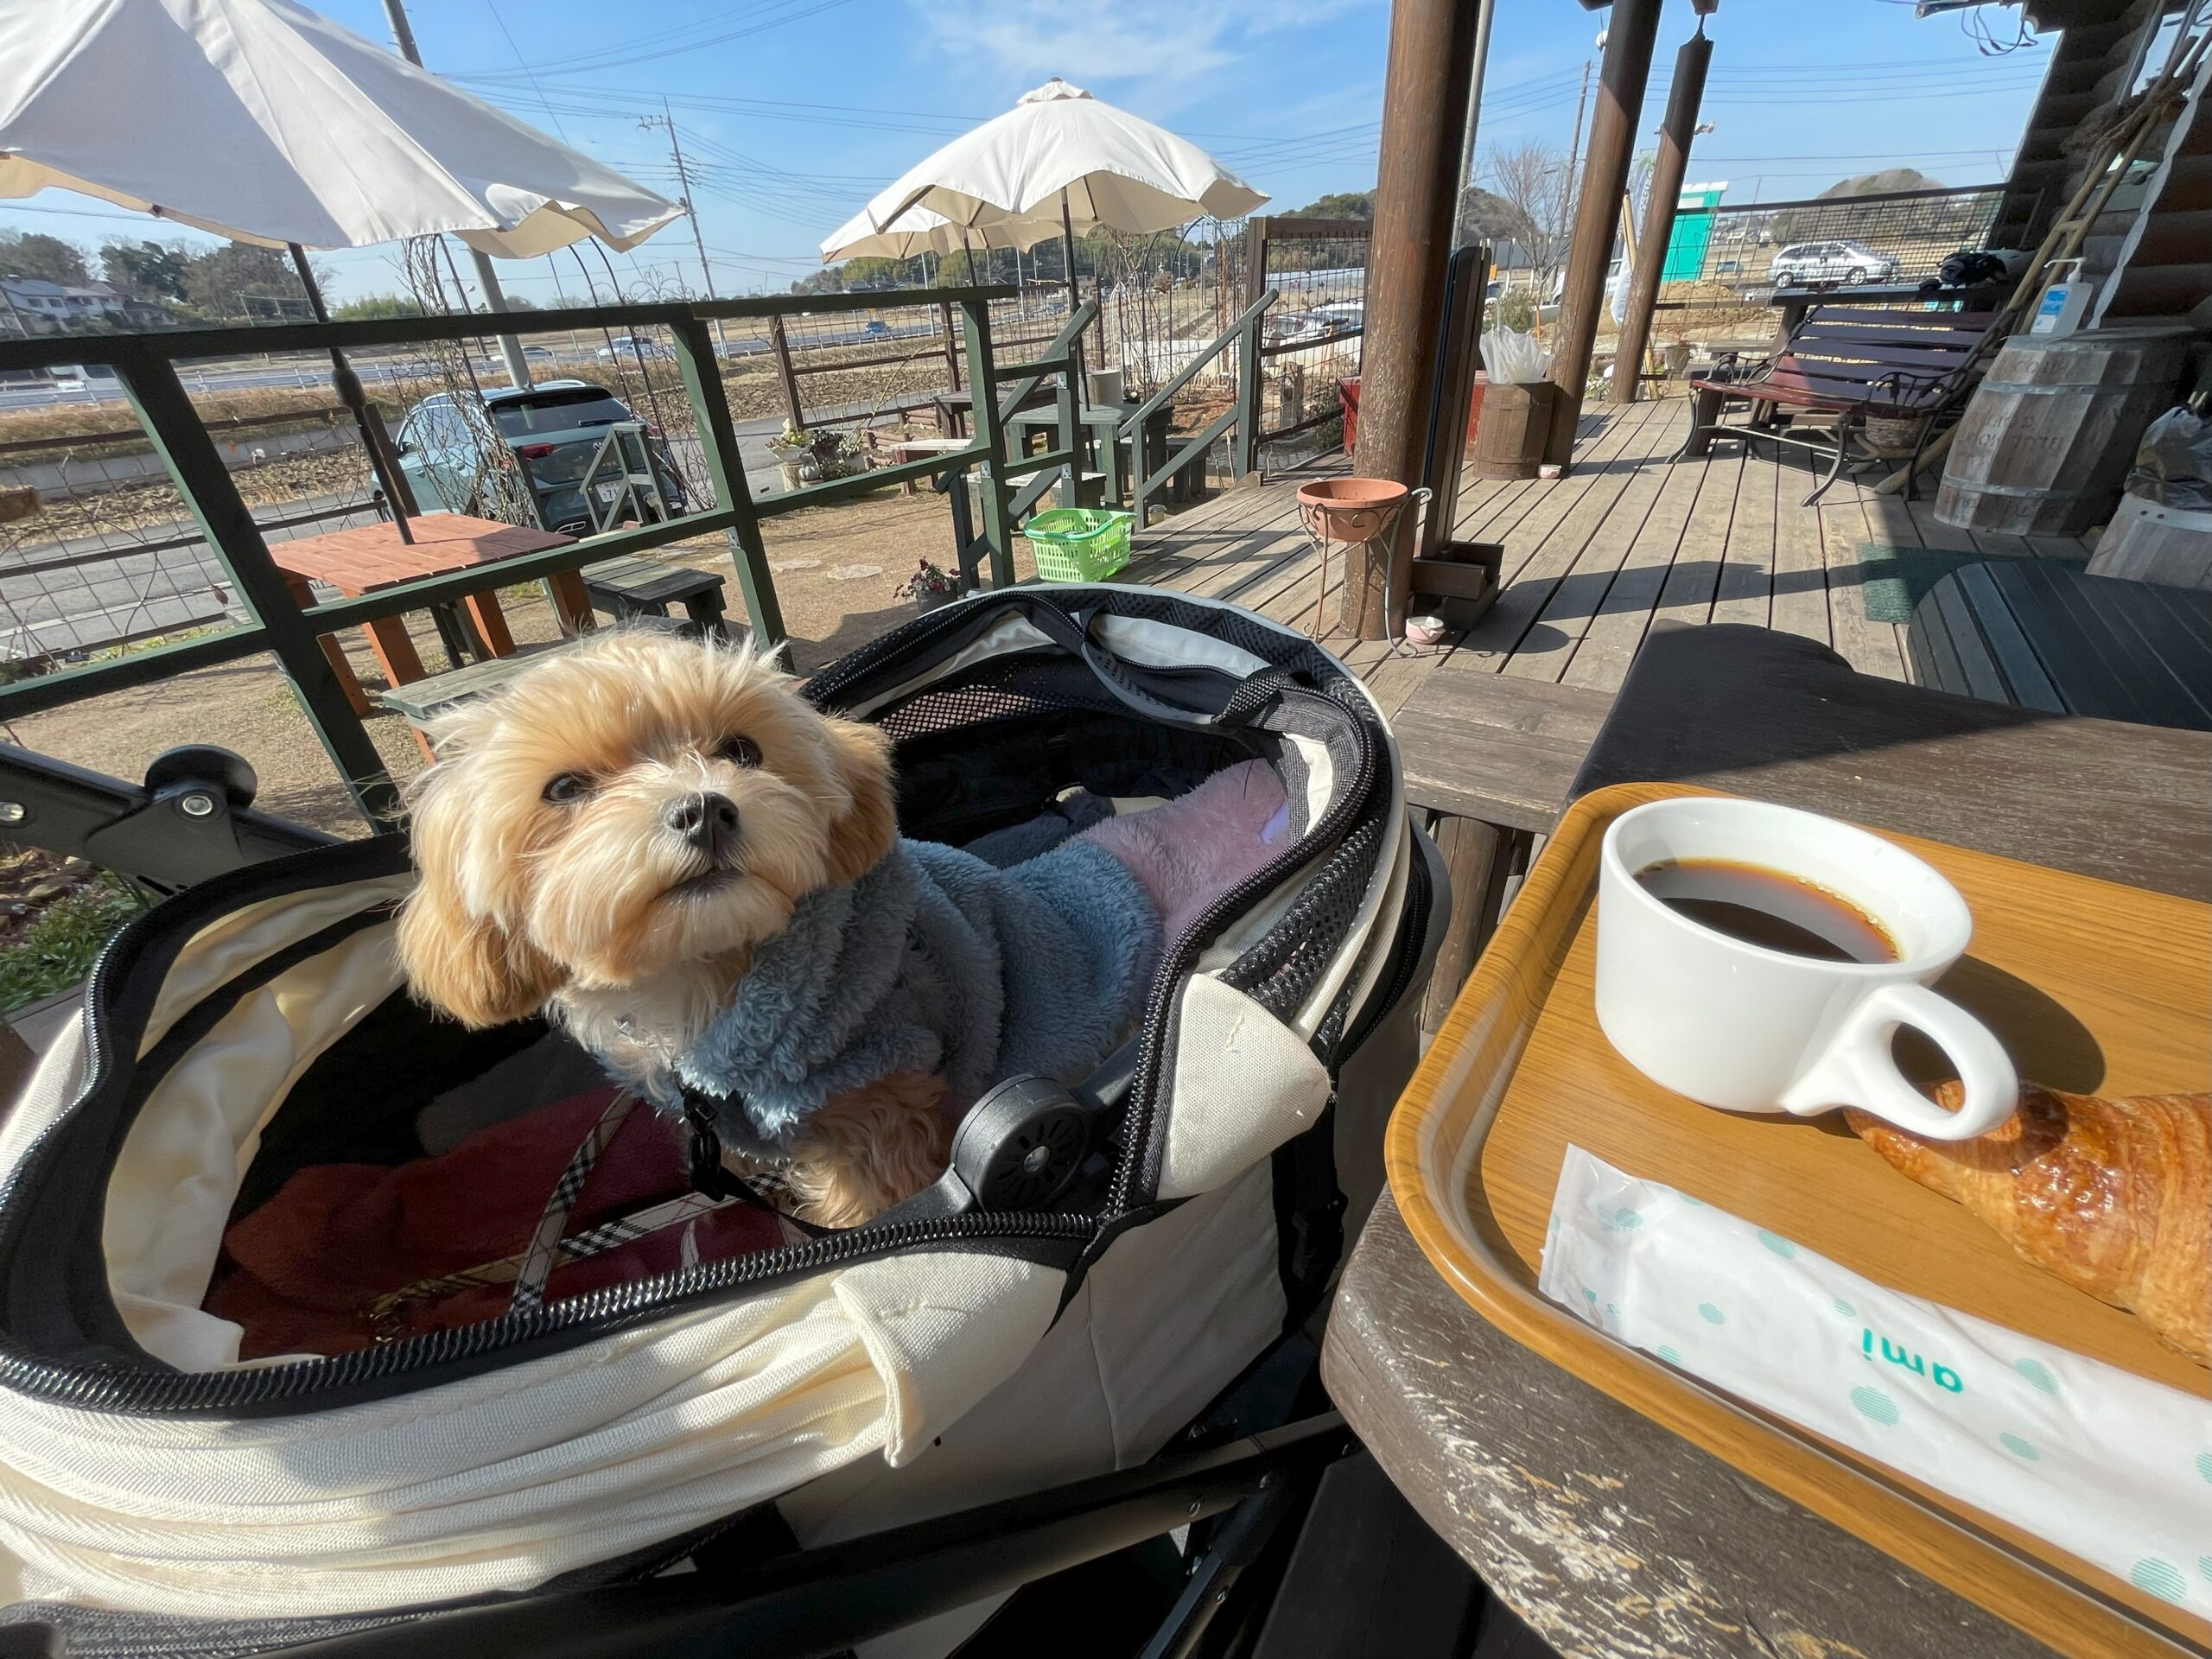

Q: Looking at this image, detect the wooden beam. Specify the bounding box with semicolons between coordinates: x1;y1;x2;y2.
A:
1610;29;1713;404
1544;0;1663;465
1348;0;1484;639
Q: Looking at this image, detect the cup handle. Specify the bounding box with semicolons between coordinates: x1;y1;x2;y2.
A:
1778;982;2018;1141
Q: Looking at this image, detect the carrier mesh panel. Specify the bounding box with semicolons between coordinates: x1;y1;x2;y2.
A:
1221;813;1387;1021
874;658;1122;743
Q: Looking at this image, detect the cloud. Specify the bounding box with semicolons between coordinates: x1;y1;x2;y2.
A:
912;0;1376;99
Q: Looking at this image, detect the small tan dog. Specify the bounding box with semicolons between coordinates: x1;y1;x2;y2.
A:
396;629;940;1224
399;628;1287;1230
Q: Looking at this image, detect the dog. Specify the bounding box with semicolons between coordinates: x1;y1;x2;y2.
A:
397;629;1286;1229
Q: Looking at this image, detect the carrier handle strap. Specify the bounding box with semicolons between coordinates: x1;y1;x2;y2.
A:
511;1090;639;1314
1051;605;1295;731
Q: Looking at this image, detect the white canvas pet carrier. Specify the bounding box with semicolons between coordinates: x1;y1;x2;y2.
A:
0;588;1440;1641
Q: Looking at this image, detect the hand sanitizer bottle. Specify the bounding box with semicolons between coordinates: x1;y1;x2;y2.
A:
2029;259;2094;338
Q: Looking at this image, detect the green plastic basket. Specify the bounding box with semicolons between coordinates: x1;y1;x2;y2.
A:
1026;508;1134;582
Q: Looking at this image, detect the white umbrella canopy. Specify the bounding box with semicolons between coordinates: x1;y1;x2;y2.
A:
861;79;1266;240
820;201;1058;264
0;0;681;256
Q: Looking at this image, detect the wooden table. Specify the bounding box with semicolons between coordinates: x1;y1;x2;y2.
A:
271;514;591;716
1323;621;2211;1659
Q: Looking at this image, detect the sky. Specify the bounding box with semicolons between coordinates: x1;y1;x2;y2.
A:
0;0;2056;307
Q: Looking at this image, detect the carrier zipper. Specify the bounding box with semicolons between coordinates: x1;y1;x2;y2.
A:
3;1207;1095;1414
1338;823;1433;1058
1106;684;1385;1216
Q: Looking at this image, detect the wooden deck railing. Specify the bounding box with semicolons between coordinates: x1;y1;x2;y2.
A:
0;286;1044;827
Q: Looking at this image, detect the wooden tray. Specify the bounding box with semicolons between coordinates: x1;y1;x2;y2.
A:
1386;782;2211;1658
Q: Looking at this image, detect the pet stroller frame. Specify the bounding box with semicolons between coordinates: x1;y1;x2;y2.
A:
0;588;1451;1658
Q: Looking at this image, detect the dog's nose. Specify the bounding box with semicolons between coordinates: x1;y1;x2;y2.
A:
664;791;740;858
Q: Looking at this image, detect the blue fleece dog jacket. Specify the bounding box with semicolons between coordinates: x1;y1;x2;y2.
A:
672;837;1160;1157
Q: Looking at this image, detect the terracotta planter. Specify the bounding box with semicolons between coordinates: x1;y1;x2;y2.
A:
1294;477;1414;545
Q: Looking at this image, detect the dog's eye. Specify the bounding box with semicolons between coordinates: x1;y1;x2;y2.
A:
715;735;761;769
541;772;594;805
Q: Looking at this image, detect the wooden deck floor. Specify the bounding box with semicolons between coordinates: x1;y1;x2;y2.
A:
1128;397;2097;715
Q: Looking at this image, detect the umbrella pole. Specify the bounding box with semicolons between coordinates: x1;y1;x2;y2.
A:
1058;191;1095;489
289;244;416;545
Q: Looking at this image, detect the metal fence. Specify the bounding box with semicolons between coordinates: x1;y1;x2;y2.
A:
0;288;1089;828
0;285;1291;833
1236;217;1370;452
1683;182;2018;290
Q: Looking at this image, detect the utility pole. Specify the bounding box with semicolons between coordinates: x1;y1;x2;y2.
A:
1451;0;1499;247
645;98;730;357
1565;59;1594;211
378;0;533;390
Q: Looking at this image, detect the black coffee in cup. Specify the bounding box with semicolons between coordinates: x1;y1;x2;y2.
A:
1634;858;1898;965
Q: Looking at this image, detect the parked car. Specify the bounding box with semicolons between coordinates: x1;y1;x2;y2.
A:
595;334;674;362
393;380;688;537
1766;239;1902;287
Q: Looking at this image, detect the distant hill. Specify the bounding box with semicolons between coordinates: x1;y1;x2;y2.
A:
1816;168;1945;197
1774;168;1947;242
1457;186;1523;240
1283;191;1372;220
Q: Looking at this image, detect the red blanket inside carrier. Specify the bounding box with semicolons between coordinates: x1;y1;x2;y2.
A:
208;1087;794;1359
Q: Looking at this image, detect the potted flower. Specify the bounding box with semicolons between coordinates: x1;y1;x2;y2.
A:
767;419;813;491
894;559;963;614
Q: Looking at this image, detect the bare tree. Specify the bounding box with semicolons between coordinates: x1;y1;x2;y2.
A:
1479;139;1575;302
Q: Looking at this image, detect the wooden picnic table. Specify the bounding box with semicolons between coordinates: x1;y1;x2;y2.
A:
1324;622;2211;1659
271;514;591;716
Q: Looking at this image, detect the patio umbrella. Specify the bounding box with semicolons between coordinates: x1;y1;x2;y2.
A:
0;0;683;538
849;79;1266;336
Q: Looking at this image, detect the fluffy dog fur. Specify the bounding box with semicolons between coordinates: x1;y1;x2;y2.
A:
396;629;937;1226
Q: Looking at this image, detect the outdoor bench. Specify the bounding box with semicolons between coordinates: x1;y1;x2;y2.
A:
1677;303;2002;505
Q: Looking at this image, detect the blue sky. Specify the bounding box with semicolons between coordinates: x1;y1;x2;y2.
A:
0;0;2054;305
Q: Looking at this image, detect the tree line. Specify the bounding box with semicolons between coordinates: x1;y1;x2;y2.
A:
0;230;432;327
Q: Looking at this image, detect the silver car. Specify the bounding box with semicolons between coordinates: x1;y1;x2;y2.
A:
1767;239;1901;287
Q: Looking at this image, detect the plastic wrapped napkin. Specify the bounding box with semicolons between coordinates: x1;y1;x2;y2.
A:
1539;1146;2212;1618
1479;325;1552;385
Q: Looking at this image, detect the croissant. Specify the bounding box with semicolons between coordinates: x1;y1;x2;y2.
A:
1846;1085;2209;1364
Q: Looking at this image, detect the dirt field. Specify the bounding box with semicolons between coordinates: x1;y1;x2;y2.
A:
3;485;1041;837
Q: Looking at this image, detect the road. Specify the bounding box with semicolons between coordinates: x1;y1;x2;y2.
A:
0;321;950;410
0;488;373;658
0;371;963;658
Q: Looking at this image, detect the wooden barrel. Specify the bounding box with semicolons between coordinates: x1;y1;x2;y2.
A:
1471;381;1558;480
1936;333;2184;535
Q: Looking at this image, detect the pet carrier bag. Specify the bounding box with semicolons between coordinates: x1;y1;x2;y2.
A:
0;587;1442;1639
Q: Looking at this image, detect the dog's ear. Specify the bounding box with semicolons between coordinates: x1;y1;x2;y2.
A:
395;871;560;1028
395;774;559;1027
817;713;898;887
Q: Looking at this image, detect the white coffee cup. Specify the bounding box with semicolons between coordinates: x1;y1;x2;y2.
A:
1593;798;2018;1141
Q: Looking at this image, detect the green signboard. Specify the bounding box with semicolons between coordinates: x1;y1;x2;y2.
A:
1663;183;1727;282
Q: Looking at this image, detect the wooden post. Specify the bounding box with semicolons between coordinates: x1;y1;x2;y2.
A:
1610;29;1712;405
1243;217;1271;314
669;316;787;656
1347;0;1484;640
1543;0;1663;466
115;346;402;828
939;300;963;393
959;299;1018;589
767;312;804;431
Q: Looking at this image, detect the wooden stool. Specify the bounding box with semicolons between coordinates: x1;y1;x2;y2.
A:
582;557;730;639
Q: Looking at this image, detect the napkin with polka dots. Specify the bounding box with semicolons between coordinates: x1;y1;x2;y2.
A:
1538;1145;2212;1618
